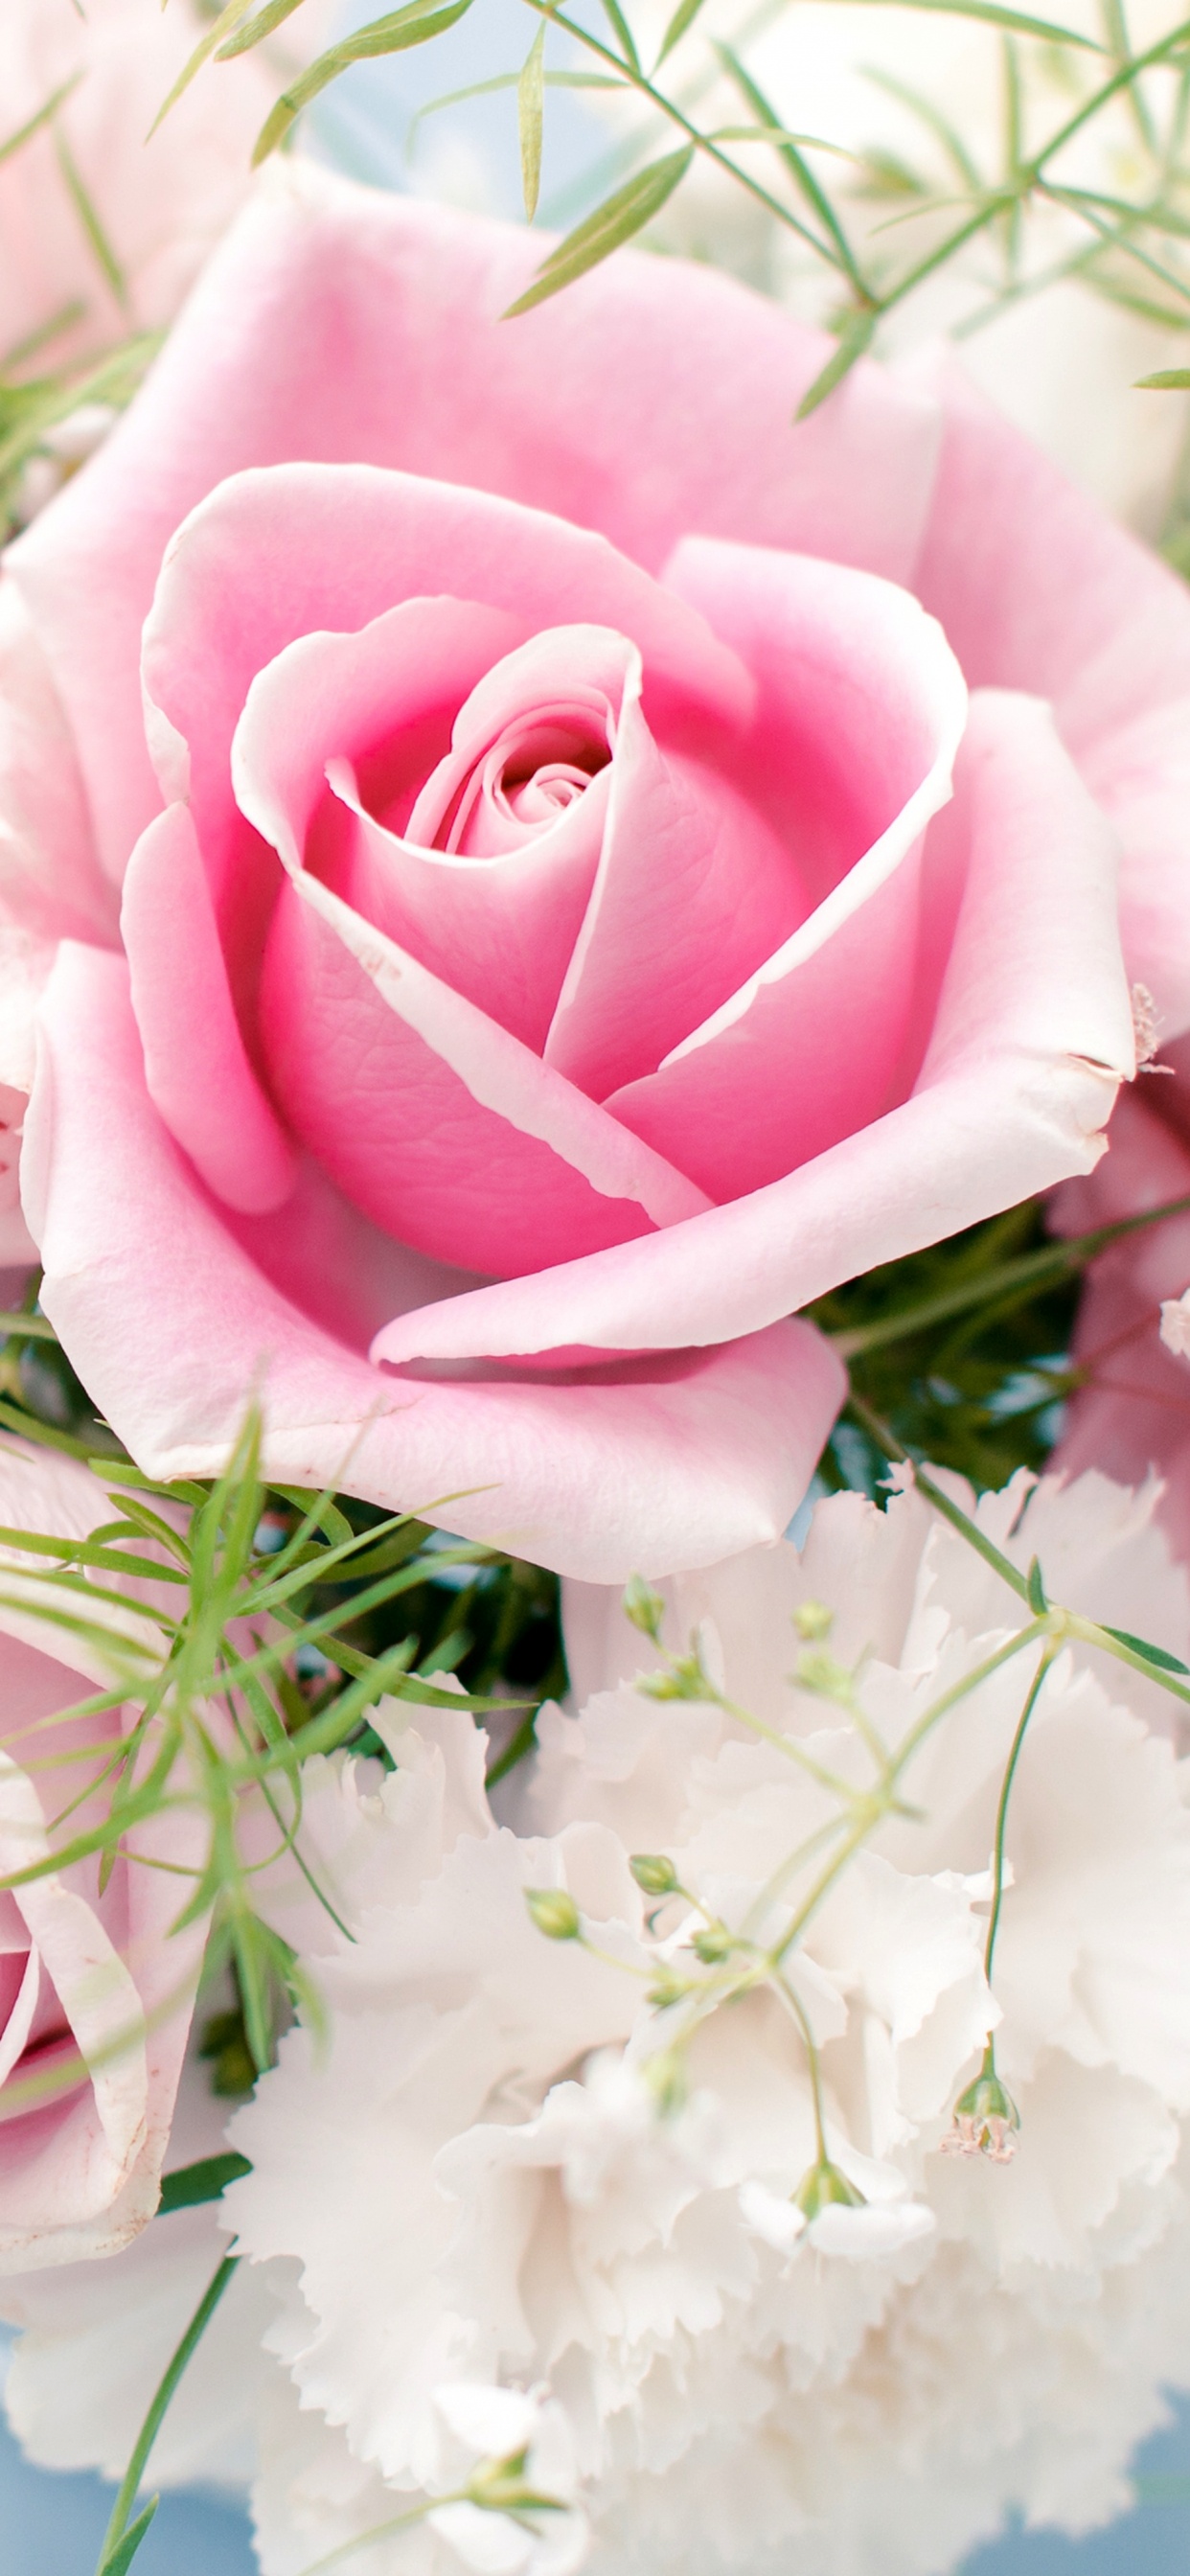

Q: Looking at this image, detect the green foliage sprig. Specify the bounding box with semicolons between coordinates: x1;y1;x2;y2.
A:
161;0;1190;421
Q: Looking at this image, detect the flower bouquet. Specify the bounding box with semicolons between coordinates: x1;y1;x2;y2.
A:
4;3;1190;2570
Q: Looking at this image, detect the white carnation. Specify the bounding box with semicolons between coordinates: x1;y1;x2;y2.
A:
7;1467;1190;2576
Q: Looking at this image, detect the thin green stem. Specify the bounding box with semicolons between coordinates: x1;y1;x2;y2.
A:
984;1646;1054;1981
829;1194;1190;1360
97;2254;240;2576
516;0;849;270
891;1622;1049;1777
767;1968;830;2160
1065;1611;1190;1708
843;1393;1032;1605
297;2491;469;2576
713;1686;867;1802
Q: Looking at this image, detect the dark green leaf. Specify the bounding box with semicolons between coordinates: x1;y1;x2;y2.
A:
157;2152;254;2216
504;148;693;316
0;1310;58;1341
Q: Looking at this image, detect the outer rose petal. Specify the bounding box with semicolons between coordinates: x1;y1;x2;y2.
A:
910;349;1190;1038
123;804;297;1217
1052;1082;1190;1563
257;871;709;1274
4;166;939;886
22;947;846;1583
372;692;1133;1368
608;540;967;1193
0;582;117;957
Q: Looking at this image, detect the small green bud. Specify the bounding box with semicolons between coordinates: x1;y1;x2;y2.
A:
630;1852;679;1897
468;2450;530;2508
525;1887;581;1942
944;2058;1020;2163
643;2047;687;2115
636;1654;708;1703
793;2158;866;2220
646;1967;690;2009
624;1574;666;1641
793;1599;834;1641
692;1923;734;1964
795;1647;854;1702
635;1669;683;1701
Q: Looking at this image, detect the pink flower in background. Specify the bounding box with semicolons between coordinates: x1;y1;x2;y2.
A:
1052;1042;1190;1558
0;167;1161;1578
0;0;273;379
0;1438;202;2270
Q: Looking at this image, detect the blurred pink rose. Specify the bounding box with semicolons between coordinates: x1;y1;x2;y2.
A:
0;169;1163;1579
0;1438;202;2269
0;0;273;379
1052;1046;1190;1556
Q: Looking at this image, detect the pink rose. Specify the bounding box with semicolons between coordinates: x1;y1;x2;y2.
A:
0;0;273;382
0;1438;202;2267
1051;1045;1190;1557
1;168;1163;1579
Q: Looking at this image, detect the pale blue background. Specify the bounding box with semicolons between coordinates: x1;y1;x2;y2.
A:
4;2380;1190;2574
8;20;1190;2573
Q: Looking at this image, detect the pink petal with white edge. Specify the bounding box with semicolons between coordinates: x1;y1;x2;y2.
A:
0;582;117;953
233;609;616;1051
606;540;968;1192
123;804;297;1217
4;169;937;886
1051;1079;1190;1559
257;870;709;1276
329;760;608;1057
543;690;806;1102
910;348;1190;1037
405;620;629;848
229;593;526;863
142;465;751;924
371;691;1133;1367
23;948;844;1582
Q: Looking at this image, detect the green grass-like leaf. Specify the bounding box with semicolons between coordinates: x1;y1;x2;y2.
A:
97;2497;159;2576
658;0;710;63
1099;1625;1190;1673
504;148;694;314
149;0;259;138
795;309;878;417
518;25;546;219
216;0;309;58
252;0;476;163
836;0;1104;42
